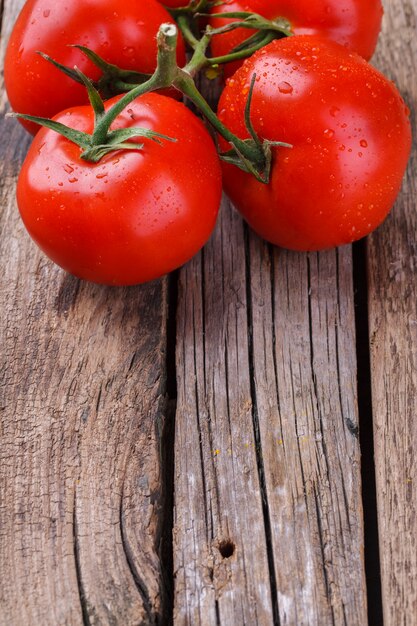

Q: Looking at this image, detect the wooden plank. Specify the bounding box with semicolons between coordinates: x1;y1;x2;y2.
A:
249;242;366;625
368;1;417;623
174;193;367;623
0;1;170;624
174;202;275;625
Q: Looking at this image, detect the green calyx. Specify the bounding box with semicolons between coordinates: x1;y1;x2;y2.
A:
9;65;175;163
219;74;291;183
37;47;152;98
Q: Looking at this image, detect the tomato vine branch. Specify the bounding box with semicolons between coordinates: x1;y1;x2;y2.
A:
10;23;291;180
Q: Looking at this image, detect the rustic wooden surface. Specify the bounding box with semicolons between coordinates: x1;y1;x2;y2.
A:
0;0;416;625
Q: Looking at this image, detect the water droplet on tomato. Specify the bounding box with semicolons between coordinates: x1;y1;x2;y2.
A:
278;81;293;94
43;9;50;17
68;177;78;183
123;46;135;58
360;139;368;148
64;164;74;174
330;106;340;117
323;129;334;139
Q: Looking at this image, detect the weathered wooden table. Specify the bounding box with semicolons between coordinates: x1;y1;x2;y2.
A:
1;1;416;624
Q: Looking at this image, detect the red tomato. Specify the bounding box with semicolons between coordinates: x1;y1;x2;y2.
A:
218;36;411;251
17;93;222;285
209;0;383;77
5;0;186;134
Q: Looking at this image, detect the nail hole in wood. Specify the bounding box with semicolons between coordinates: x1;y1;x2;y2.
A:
218;540;235;559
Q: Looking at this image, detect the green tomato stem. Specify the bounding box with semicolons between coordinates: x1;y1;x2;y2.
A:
93;23;274;178
91;24;262;167
175;14;201;49
13;23;286;180
174;70;263;163
91;24;180;145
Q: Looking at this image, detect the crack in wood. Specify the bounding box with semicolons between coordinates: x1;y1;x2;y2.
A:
73;489;91;626
119;483;155;625
312;486;336;626
244;227;281;626
353;239;383;626
158;271;179;626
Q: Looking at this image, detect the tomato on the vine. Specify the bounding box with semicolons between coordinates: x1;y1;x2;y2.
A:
5;0;186;134
218;36;411;251
17;93;222;285
209;0;383;77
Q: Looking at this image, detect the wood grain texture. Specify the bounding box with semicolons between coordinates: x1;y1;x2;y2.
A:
173;195;366;624
368;1;417;624
0;2;170;624
248;242;366;626
174;203;275;626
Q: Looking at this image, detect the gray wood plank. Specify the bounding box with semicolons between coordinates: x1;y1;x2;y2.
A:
174;193;367;623
248;242;366;626
174;201;275;625
0;1;170;624
369;1;417;623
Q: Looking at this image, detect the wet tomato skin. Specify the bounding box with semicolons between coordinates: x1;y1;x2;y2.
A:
4;0;186;134
218;36;411;251
17;93;222;285
209;0;383;77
